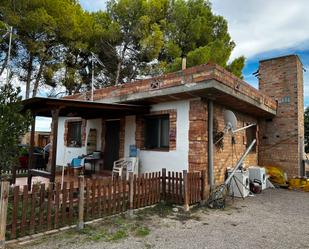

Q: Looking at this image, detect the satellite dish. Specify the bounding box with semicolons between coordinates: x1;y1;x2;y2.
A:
224;110;237;132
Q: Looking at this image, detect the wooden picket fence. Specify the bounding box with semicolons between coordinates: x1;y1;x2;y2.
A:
84;178;129;221
5;182;79;240
1;169;207;244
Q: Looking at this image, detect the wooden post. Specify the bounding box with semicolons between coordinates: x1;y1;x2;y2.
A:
162;168;166;201
27;115;36;189
50;108;60;184
11;164;17;185
128;172;134;216
183;170;189;212
200;170;207;205
0;181;9;248
78;175;85;230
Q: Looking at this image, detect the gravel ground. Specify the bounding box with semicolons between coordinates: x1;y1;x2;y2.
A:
10;188;309;249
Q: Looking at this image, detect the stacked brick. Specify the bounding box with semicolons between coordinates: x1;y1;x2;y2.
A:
119;118;125;158
258;55;304;177
64;63;276;112
188;100;258;183
212;105;258;183
188;99;208;172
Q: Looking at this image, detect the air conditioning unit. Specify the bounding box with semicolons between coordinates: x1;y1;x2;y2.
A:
227;169;250;198
248;166;266;190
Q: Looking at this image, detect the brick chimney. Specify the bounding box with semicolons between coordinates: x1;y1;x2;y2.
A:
258;55;305;177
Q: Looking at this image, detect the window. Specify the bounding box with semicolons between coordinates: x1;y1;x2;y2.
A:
246;124;257;152
67;121;82;147
144;115;169;149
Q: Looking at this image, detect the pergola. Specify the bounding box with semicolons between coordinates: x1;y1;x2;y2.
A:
19;97;149;187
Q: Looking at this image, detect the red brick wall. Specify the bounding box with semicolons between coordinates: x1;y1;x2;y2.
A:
64;63;276;112
119;117;125;158
213;105;258;184
188;99;258;184
188;100;208;172
258;55;304;177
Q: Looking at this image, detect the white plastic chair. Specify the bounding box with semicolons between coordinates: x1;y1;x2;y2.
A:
112;158;126;180
112;157;139;180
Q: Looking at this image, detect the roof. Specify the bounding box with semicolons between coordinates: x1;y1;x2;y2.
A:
22;97;149;119
64;63;278;117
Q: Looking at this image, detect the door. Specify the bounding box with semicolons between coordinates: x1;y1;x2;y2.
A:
104;120;120;170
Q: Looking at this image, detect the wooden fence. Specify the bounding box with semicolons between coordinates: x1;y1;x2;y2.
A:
5;182;79;240
0;169;207;245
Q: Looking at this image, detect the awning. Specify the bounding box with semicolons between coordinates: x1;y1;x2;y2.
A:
22;97;149;119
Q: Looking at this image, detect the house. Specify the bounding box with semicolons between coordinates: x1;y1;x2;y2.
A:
20;131;51;148
22;54;305;186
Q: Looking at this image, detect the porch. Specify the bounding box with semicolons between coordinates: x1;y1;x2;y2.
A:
18;97;149;187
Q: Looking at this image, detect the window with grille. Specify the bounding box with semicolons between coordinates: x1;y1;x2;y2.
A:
144;115;169;149
67;121;82;147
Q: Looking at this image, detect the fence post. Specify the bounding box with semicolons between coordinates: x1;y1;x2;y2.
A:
128;172;134;216
162;168;166;201
78;175;85;230
0;181;9;248
200;170;207;205
183;170;189;212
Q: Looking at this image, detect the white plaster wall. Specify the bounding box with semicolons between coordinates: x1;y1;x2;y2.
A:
56;118;102;166
137;100;190;173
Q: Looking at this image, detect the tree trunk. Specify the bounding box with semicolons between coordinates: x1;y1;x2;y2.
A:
115;61;122;86
115;45;127;85
32;58;45;97
25;55;33;99
0;54;8;76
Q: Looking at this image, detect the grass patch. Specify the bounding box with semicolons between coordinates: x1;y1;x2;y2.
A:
107;229;128;241
134;226;150;237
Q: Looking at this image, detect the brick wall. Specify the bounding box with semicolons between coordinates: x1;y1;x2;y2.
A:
119;117;125;158
258;55;304;177
64;63;276;112
188;100;208;172
188;99;258;184
212;105;258;184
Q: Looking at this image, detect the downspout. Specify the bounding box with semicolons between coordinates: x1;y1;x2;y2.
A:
208;100;214;187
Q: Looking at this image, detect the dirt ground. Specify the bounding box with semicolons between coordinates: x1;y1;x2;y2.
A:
9;188;309;249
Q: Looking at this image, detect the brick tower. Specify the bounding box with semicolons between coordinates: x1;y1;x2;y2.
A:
258;55;304;177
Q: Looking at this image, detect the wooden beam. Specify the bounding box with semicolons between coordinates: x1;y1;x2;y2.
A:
0;181;9;248
50;108;60;184
27;115;36;189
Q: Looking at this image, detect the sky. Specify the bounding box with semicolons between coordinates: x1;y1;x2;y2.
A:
29;0;309;131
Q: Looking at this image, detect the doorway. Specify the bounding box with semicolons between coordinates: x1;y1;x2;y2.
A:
104;120;120;171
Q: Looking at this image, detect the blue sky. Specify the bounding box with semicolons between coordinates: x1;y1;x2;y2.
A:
79;0;308;107
36;0;309;131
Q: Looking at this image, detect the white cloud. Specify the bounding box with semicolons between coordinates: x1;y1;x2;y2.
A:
211;0;309;60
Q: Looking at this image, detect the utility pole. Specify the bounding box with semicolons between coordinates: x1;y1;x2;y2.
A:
90;52;104;102
91;53;94;101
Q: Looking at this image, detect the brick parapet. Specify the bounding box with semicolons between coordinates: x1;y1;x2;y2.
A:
64;63;277;112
